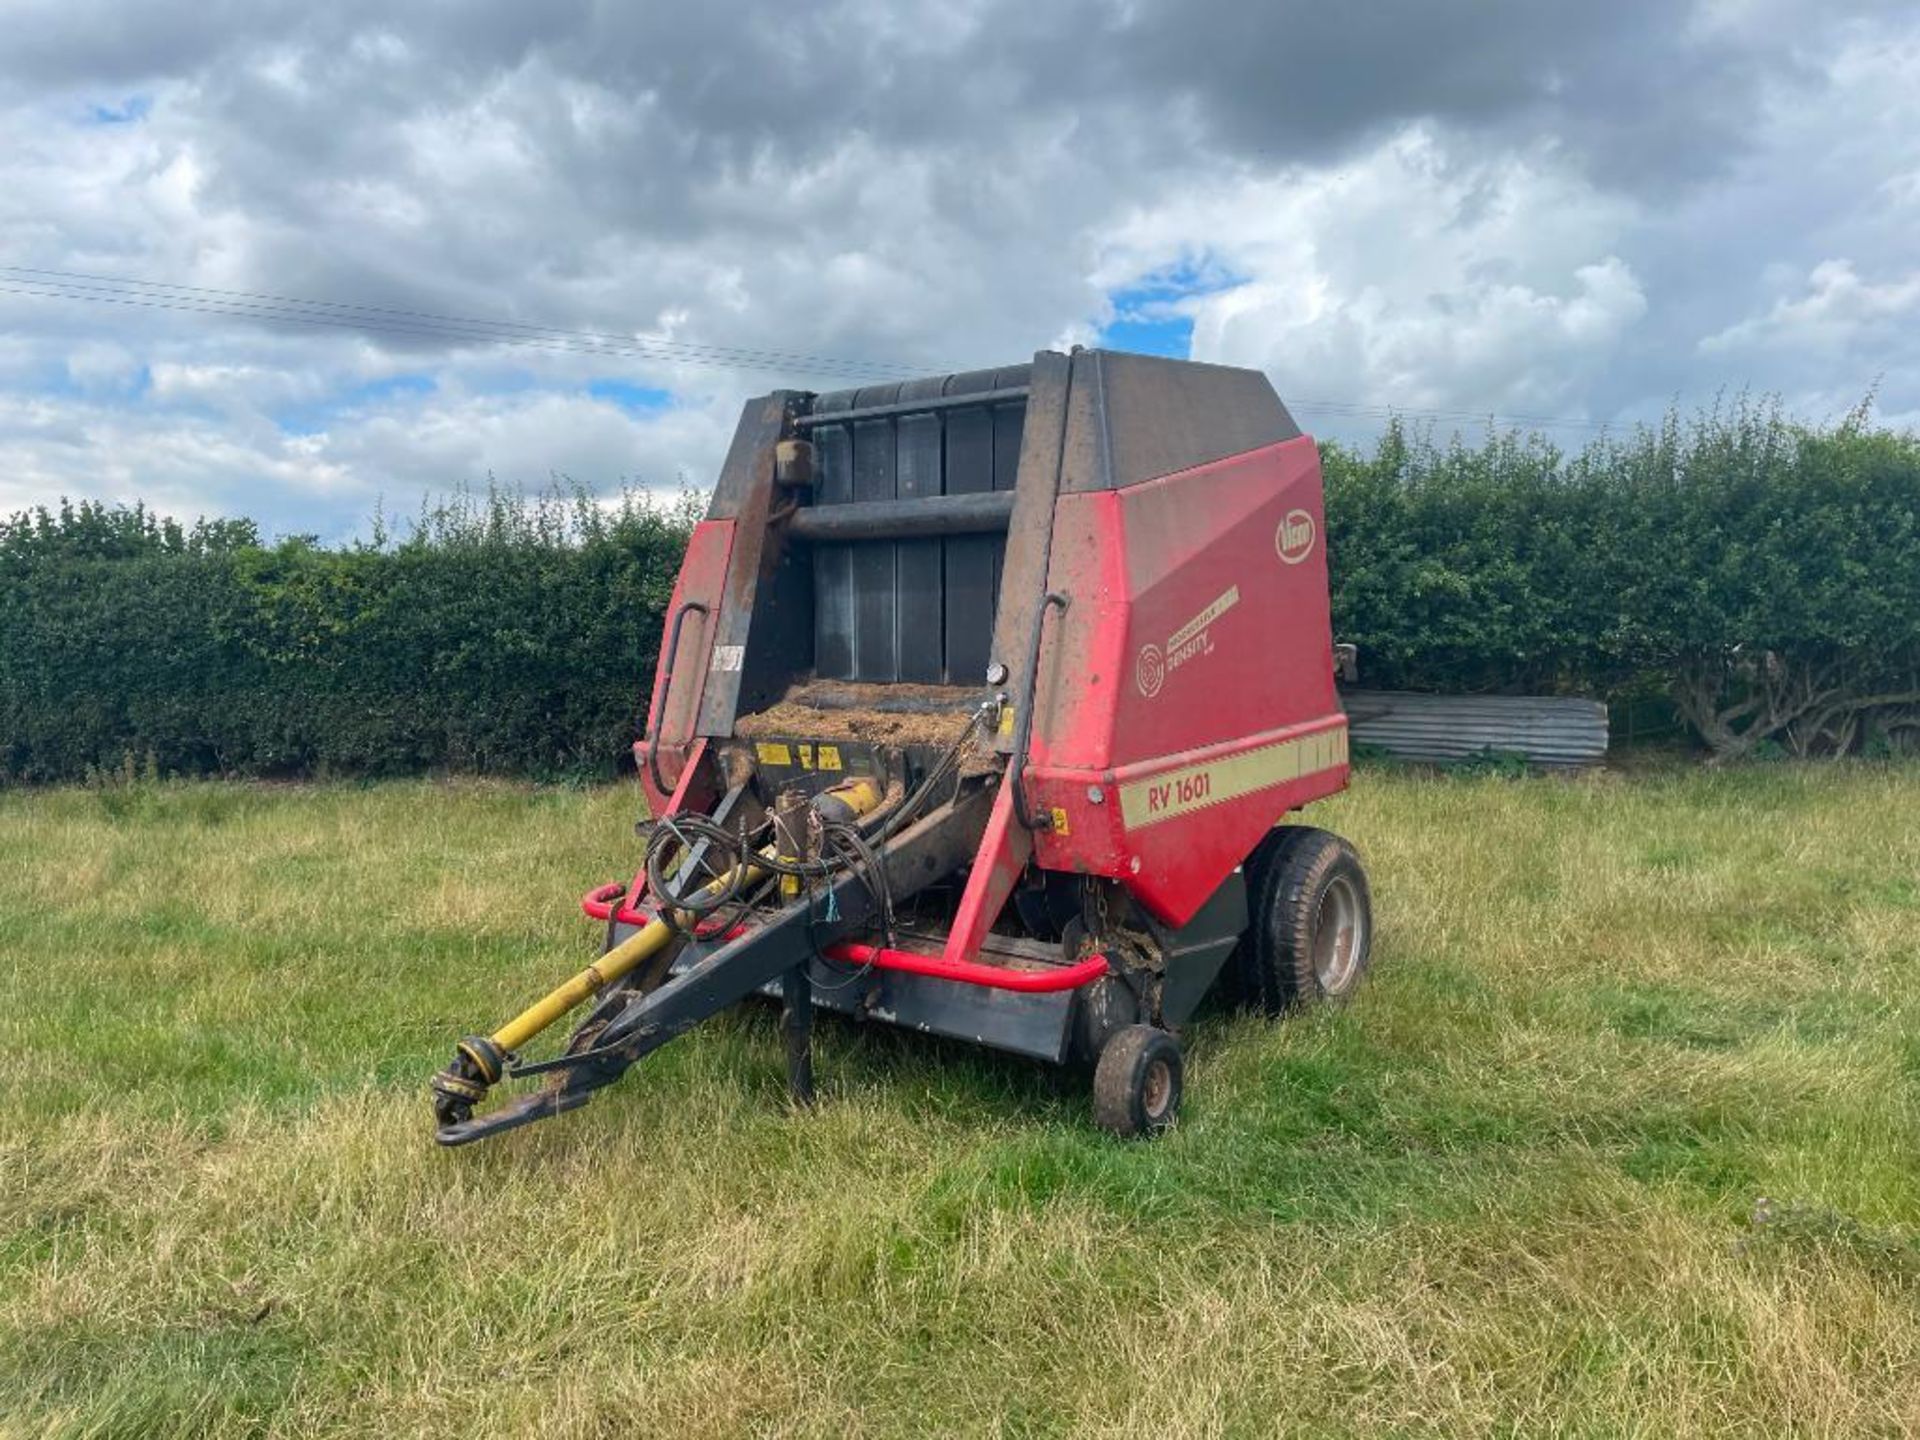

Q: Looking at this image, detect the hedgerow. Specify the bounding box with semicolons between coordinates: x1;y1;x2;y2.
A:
1323;400;1920;758
0;489;696;781
3;399;1916;779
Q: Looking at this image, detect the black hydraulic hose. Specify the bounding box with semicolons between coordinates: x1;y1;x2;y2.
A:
642;703;985;934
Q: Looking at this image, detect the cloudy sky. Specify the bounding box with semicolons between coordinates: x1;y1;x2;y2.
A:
2;1;1916;538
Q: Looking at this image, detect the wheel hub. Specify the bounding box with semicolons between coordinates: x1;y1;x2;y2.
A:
1312;874;1366;995
1141;1058;1172;1119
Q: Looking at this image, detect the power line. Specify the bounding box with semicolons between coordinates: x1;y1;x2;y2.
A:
1289;396;1615;433
1;264;1620;430
0;266;908;382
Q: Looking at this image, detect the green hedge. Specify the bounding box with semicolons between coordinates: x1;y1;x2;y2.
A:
4;401;1917;780
0;491;695;781
1323;402;1920;756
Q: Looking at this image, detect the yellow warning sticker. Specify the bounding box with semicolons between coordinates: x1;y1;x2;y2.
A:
755;741;793;766
998;705;1016;736
1118;726;1348;830
1049;806;1071;836
816;744;843;771
797;743;814;768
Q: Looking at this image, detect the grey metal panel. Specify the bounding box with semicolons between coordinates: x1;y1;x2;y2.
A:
1154;870;1249;1025
704;388;807;520
805;366;1027;687
942;370;1001;685
895;377;946;684
989;371;1026;618
1058;349;1300;494
788;490;1014;540
793;384;1029;427
696;391;803;737
1342;690;1610;768
850;385;901;681
810;392;856;681
762;961;1075;1064
987;350;1074;751
811;365;1031;415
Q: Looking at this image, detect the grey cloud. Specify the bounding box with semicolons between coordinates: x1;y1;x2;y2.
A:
0;1;1917;535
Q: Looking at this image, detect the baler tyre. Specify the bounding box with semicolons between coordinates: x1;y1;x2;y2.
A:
1092;1025;1183;1138
1249;827;1372;1013
1220;827;1286;1009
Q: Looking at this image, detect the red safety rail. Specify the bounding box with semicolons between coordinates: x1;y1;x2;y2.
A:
579;883;1110;993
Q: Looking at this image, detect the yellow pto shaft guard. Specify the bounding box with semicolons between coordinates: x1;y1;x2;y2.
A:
430;777;883;1128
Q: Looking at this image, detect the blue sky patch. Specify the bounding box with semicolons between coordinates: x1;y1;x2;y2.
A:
274;373;436;435
84;95;152;126
1098;258;1247;359
1100;297;1194;359
49;359;152;401
588;378;673;413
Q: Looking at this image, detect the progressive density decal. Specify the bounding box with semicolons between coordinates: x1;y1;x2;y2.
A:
1134;585;1240;698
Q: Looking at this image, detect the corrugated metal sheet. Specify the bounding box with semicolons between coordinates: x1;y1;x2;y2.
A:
1341;690;1609;768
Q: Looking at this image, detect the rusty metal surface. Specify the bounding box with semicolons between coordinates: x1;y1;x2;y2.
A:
695;392;804;737
1341;690;1609;767
987;349;1073;744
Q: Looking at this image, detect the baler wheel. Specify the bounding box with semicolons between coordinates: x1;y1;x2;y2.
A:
1242;826;1373;1013
1092;1025;1183;1138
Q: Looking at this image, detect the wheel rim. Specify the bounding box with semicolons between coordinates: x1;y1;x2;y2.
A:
1141;1057;1173;1120
1312;875;1366;995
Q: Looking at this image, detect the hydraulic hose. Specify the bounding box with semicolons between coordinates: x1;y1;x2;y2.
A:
431;777;884;1130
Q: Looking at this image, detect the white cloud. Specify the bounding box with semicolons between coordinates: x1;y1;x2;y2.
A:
1098;130;1648;421
1702;259;1920;354
0;382;731;530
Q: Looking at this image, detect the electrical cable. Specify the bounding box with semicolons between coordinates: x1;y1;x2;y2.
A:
2;264;1627;430
0;270;906;381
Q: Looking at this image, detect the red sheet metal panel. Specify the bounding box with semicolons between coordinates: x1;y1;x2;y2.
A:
1022;435;1347;924
636;518;734;815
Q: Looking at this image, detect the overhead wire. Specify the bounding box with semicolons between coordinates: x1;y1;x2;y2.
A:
2;263;1622;429
0;266;906;382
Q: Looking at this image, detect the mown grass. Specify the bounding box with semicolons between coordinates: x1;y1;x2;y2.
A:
1;765;1917;1437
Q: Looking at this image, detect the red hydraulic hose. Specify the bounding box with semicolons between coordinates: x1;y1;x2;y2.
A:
821;942;1111;993
581;886;1112;992
581;881;649;926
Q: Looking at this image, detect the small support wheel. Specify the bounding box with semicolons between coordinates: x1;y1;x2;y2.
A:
1092;1025;1183;1138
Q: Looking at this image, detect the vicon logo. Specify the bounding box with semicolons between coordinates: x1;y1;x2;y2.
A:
1275;508;1316;565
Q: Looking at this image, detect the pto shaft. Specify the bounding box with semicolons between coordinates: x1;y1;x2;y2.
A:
431;778;881;1129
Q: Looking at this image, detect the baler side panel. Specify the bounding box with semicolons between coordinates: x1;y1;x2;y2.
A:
1024;435;1348;925
637;518;734;816
988;350;1073;748
696;391;804;737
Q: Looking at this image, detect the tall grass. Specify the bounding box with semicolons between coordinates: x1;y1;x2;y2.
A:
2;766;1917;1436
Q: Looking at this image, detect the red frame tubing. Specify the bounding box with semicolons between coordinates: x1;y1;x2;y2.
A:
577;886;1109;994
823;943;1110;994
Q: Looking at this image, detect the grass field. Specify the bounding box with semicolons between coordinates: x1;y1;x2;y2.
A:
2;764;1918;1437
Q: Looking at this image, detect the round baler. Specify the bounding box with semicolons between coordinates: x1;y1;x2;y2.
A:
432;347;1371;1145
